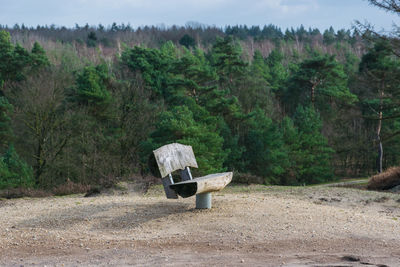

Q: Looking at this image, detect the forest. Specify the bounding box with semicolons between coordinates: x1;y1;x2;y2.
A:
1;2;400;193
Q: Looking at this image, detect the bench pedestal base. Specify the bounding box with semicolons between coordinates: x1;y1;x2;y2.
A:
196;192;211;209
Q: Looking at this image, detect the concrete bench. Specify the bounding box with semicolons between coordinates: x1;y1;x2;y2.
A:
153;143;232;209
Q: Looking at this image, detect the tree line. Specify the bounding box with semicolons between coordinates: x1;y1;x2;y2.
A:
1;22;360;48
0;8;399;191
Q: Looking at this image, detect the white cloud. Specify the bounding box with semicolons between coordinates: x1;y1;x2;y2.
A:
255;0;318;14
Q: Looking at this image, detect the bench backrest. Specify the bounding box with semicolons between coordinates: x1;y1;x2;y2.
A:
153;143;198;178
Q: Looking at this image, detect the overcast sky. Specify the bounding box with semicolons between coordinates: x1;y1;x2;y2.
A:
0;0;398;31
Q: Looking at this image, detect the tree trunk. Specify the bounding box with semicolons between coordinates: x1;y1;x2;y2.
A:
376;84;384;173
34;138;44;185
377;140;383;173
310;79;320;107
311;83;316;107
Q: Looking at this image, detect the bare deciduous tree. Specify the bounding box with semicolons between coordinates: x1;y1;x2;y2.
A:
8;68;73;186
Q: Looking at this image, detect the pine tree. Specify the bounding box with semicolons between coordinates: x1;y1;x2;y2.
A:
75;64;112;111
285;53;356;113
358;41;400;172
0;31;50;89
0;30;16;88
210;36;247;85
179;34;196;48
143;105;226;176
236;51;274;113
265;49;288;95
323;27;336;45
0;96;13;150
87;31;98;47
121;45;172;96
290;105;335;184
242;109;288;183
31;42;50;69
0;145;34;189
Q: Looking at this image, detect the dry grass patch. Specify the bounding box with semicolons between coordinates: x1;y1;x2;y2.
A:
52;179;91;196
367;166;400;190
0;188;51;199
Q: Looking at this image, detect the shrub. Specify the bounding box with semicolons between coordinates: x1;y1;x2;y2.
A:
0;145;34;189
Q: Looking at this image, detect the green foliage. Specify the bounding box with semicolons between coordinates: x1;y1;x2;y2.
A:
218;118;245;171
289;105;335;184
210;36;247;85
179;34;196;48
237;51;274;113
252;51;271;81
359;41;395;75
0;30;50;87
285;53;357;113
357;40;400;171
0;145;34;189
0;97;13;149
242;109;288;183
121;46;170;96
323;27;336;45
265;49;288;95
358;41;400;118
31;42;50;69
344;50;360;74
144;105;226;176
0;30;15;86
87;31;98;47
2;24;400;193
75;64;112;109
12;44;31;81
279;116;300;185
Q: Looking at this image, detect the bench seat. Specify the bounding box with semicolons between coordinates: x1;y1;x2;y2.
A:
170;172;233;198
153;143;232;208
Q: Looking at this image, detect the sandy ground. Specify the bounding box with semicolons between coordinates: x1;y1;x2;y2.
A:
0;184;400;266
